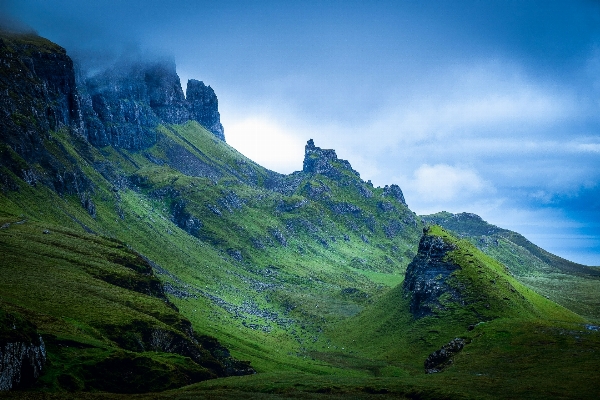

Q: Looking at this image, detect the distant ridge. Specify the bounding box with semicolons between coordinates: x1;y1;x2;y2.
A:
422;211;600;275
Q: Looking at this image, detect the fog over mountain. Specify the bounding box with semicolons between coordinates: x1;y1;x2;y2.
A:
2;0;599;264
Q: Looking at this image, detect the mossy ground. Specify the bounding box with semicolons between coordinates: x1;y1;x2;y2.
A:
1;123;599;398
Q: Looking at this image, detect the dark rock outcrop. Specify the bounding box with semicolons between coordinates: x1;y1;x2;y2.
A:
302;139;359;180
0;31;90;194
382;184;406;206
403;228;461;318
424;337;466;373
196;335;255;377
0;311;47;391
171;199;203;236
186;79;225;141
81;61;226;149
0;32;83;159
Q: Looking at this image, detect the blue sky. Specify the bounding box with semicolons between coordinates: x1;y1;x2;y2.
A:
3;0;600;265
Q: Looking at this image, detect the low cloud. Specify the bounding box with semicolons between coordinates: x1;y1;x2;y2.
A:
406;164;491;204
575;143;600;153
224;116;306;173
365;64;577;152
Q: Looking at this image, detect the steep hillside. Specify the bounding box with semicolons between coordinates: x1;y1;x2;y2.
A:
1;30;599;399
328;226;599;399
0;30;422;392
0;219;253;392
422;212;600;321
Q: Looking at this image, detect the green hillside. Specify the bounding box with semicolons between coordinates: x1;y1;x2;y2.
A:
0;121;423;386
1;31;600;399
422;212;600;322
326;226;598;399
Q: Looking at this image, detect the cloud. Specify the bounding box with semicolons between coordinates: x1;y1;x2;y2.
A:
224;116;306;173
575;143;600;153
352;62;579;155
407;164;491;203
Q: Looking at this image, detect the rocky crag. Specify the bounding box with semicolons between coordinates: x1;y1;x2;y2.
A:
0;30;225;158
403;227;461;318
186;79;224;141
0;31;85;191
0;311;46;391
0;30;247;393
401;226;565;325
80;60;225;149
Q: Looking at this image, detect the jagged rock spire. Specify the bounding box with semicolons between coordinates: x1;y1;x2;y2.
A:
302;139;357;178
186;79;225;141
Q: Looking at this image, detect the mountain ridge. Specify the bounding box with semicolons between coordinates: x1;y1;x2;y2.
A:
1;30;599;398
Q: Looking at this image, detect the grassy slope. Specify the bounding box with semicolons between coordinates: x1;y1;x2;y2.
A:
0;122;421;380
0;219;219;392
1;121;599;398
422;211;600;322
322;227;599;399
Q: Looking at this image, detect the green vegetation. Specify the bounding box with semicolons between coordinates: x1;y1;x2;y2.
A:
422;211;600;322
0;220;233;392
0;120;598;398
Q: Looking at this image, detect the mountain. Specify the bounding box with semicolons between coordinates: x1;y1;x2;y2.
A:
422;212;600;322
331;226;597;398
1;30;599;399
80;59;225;147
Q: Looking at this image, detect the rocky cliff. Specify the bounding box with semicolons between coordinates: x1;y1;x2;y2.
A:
0;30;225;159
81;61;225;149
0;31;83;155
186;79;224;141
0;31;92;195
0;311;46;391
403;227;461;318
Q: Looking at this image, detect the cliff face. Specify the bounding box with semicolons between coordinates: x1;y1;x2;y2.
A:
0;31;94;196
81;62;163;149
0;311;46;391
403;228;461;318
186;79;224;141
0;30;226;192
81;62;225;149
0;32;83;160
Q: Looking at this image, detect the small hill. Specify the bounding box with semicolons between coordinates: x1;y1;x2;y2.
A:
336;225;583;349
333;226;583;366
327;227;600;399
403;226;579;322
422;212;600;321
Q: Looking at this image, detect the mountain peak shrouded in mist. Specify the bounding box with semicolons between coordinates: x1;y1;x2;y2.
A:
0;27;225;152
81;59;225;147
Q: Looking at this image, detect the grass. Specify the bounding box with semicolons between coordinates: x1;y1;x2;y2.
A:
422;211;600;322
0;220;225;392
0;120;598;398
